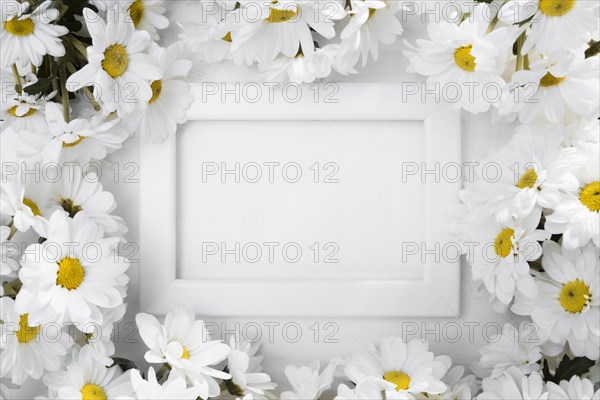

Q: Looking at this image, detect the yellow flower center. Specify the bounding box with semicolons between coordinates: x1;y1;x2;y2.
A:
267;5;299;23
102;44;129;78
539;0;575;16
16;314;40;343
454;45;476;72
8;105;37;118
81;384;107;400
368;8;377;19
149;80;162;104
56;257;85;290
129;0;144;27
222;32;233;42
580;182;600;212
4;17;35;36
560;279;591;313
539;72;565;87
62;135;85;148
383;371;411;391
60;198;83;218
23;197;42;216
517;168;538;189
494;228;514;258
182;347;190;359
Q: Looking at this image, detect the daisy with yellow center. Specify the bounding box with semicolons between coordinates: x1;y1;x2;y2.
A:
545;143;600;249
405;3;518;113
42;346;134;399
499;0;598;54
524;242;600;360
470;208;547;308
500;52;598;123
15;211;130;328
0;0;68;68
345;338;450;397
136;307;231;400
0;171;51;236
231;0;345;64
133;42;194;143
1;71;50;134
66;7;162;117
0;297;72;385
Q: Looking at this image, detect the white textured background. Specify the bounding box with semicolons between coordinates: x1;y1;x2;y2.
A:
1;2;528;398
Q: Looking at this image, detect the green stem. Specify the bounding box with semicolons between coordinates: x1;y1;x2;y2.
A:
7;224;17;241
59;61;70;122
11;64;22;93
515;31;527;71
69;36;89;60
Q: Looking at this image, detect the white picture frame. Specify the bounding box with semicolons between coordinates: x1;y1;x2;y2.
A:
139;83;461;317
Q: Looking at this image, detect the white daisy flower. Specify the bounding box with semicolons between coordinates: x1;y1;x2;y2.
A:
498;0;600;54
405;3;519;114
545;142;600;249
260;45;337;84
513;241;600;360
340;0;403;68
132;43;194;143
561;118;600;147
478;367;548;400
0;169;51;236
344;338;450;399
281;359;339;400
430;366;478;400
104;0;169;40
42;345;134;399
179;5;254;66
0;225;20;286
0;297;72;385
469;208;547;308
477;323;543;379
130;367;203;399
546;376;600;400
225;336;277;399
17;102;129;164
135;306;231;400
232;1;346;64
84;304;126;367
15;210;130;328
0;70;52;134
49;164;127;237
335;381;383;400
465;124;580;219
0;0;68;69
498;51;599;124
66;7;162;117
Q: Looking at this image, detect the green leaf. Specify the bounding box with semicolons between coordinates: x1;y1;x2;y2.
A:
23;77;53;95
111;357;138;373
544;355;595;384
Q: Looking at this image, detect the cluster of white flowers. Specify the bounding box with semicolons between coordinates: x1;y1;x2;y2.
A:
179;0;405;83
1;0;599;399
405;1;599;117
449;0;600;392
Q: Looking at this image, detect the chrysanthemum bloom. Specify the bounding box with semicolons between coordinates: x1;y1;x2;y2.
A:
15;211;130;327
345;338;450;399
136;306;231;399
66;8;162;117
0;0;68;68
0;297;72;385
499;0;599;54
